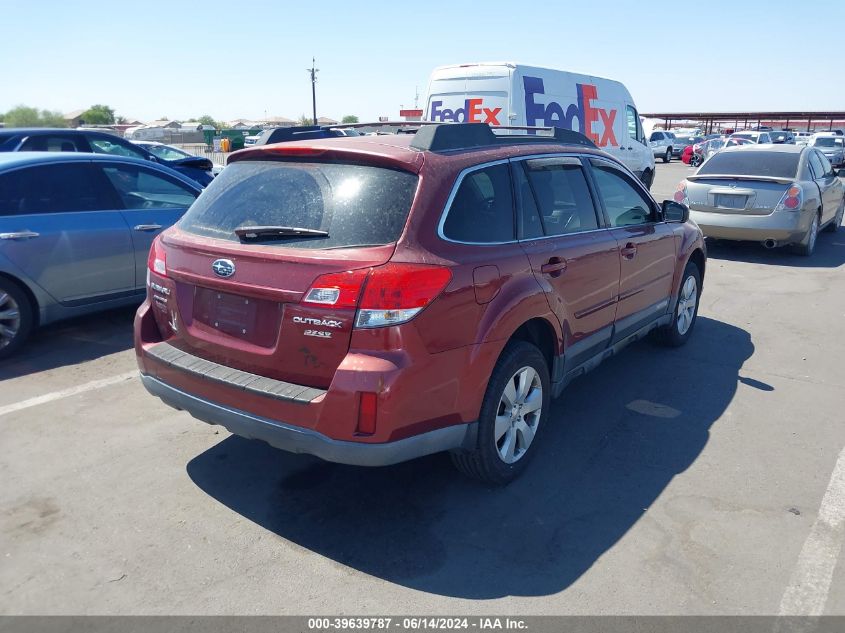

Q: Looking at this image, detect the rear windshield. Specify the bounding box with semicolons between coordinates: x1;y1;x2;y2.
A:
697;151;800;178
813;137;844;148
179;160;419;249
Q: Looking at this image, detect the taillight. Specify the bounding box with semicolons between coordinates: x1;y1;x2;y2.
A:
775;184;803;212
301;263;452;328
302;268;369;308
355;263;452;328
147;235;167;278
674;181;689;205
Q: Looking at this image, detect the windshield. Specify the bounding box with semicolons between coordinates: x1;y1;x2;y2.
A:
179;160;419;249
697;151;801;178
145;144;192;161
731;133;754;140
813;137;844;148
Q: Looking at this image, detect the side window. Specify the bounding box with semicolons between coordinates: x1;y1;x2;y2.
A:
650;132;662;142
442;163;514;243
19;135;87;152
0;163;114;215
590;161;655;227
521;159;599;236
626;106;638;142
101;165;198;209
817;152;833;176
808;152;825;180
88;136;147;159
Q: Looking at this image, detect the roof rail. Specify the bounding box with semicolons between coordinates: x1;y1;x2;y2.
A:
409;123;597;152
258;125;344;145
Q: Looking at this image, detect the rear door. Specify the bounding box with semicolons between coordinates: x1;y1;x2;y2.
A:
97;162;199;288
586;158;676;341
0;162;135;305
514;156;620;370
157;159;419;389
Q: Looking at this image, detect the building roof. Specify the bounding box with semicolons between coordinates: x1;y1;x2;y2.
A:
259;115;295;125
317;116;339;125
63;109;86;120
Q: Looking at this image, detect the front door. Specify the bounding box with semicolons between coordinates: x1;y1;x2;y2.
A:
587;158;677;342
0;161;135;305
513;156;621;371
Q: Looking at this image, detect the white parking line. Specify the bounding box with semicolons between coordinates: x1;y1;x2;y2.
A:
0;371;138;418
779;445;845;615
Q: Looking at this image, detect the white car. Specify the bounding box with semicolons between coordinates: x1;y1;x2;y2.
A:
729;131;773;144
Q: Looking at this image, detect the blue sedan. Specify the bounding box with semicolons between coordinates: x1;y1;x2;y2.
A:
0;152;202;357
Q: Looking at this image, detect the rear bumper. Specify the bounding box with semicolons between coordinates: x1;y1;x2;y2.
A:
142;373;476;466
690;208;812;244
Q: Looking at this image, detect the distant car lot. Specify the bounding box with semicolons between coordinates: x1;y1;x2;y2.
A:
1;160;844;615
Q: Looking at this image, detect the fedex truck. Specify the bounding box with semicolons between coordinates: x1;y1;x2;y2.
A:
424;62;655;188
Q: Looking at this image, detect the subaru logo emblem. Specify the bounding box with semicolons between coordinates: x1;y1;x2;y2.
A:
212;259;235;278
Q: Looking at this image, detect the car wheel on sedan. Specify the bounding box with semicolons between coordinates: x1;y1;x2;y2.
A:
663;148;672;163
451;341;550;485
655;261;701;347
0;279;34;359
824;198;844;233
792;213;819;257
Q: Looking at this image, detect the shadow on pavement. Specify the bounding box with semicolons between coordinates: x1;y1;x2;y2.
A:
705;229;845;268
187;316;755;598
0;305;136;380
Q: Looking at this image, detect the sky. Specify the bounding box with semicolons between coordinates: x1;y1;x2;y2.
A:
3;0;844;124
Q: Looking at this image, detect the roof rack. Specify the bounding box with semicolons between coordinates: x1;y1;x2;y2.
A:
409;123;597;152
260;125;344;143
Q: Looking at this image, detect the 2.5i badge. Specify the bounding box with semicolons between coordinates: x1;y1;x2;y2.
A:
303;330;332;339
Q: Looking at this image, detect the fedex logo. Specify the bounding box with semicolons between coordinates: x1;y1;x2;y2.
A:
523;76;618;147
429;98;502;125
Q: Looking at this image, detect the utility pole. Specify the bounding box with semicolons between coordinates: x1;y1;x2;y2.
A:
307;58;319;126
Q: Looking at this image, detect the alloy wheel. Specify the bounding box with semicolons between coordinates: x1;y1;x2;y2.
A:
494;366;543;464
676;275;698;336
0;291;21;350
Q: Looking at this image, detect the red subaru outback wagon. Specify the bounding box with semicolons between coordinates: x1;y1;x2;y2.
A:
135;123;705;484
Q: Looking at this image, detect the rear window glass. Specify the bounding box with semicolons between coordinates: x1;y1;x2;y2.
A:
813;137;844;148
179;160;418;249
697;151;800;179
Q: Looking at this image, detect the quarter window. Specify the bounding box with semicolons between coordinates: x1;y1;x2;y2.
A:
626;106;638;142
590;162;655;227
817;152;833;176
443;163;515;243
519;159;599;236
0;163;115;215
808;151;825;179
101;165;198;209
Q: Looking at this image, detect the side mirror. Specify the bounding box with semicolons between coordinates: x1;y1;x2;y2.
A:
662;200;689;223
148;155;158;163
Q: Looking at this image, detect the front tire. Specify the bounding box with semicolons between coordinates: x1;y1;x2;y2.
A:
451;341;550;485
655;261;701;347
641;169;654;190
663;148;672;163
0;278;34;359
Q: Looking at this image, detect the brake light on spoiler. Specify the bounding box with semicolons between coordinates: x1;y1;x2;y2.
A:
302;263;452;328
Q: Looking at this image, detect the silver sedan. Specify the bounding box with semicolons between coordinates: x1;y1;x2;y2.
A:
675;144;845;256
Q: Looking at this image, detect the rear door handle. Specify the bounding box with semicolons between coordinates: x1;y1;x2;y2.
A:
540;257;567;277
133;224;163;232
0;231;39;240
621;242;638;259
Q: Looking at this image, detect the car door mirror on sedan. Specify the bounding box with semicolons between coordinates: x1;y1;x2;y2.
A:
662;200;690;223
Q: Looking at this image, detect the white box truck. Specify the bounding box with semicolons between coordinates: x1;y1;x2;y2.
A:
423;62;656;188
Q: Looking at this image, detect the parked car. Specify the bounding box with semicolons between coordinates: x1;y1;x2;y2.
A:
809;133;845;167
794;132;814;146
676;144;844;255
0;129;216;187
0;152;201;357
730;131;773;144
649;130;675;163
672;134;704;158
770;131;796;144
133;141;224;178
244;134;261;146
135;123;706;485
253;126;353;146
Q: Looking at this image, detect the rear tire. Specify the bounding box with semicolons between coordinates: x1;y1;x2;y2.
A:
792;213;819;256
0;278;34;359
450;341;550;486
663;148;672;163
655;261;701;348
641;169;654;190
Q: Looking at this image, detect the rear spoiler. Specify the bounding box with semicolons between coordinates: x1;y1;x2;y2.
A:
686;174;793;185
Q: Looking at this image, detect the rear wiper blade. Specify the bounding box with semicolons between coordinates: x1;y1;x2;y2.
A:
234;225;329;240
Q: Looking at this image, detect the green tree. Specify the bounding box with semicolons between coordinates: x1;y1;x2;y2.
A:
81;104;115;125
341;115;359;124
297;114;314;126
197;115;219;129
3;105;66;128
